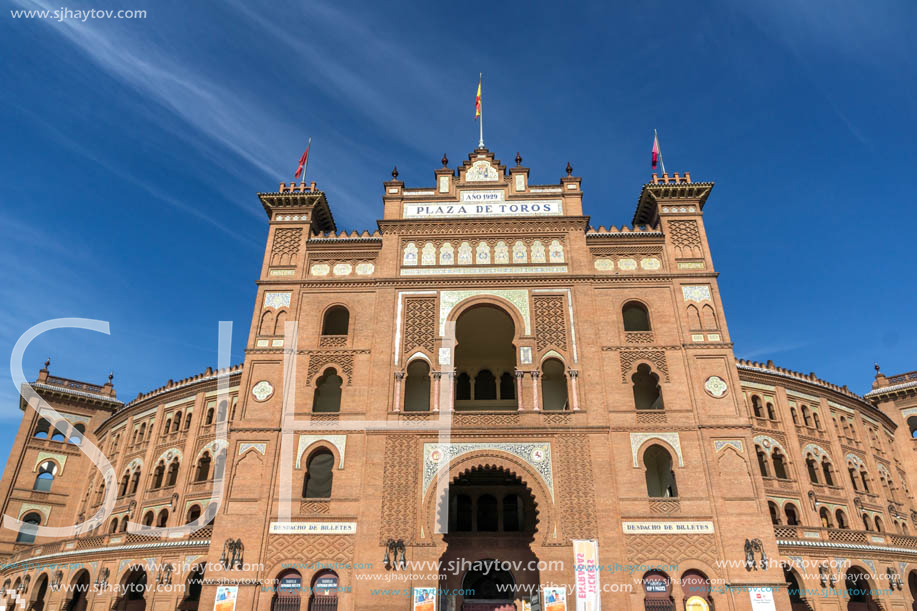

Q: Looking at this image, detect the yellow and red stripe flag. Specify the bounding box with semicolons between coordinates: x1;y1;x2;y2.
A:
474;77;482;119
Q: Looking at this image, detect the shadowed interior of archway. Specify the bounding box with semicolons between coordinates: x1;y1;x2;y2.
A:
454;305;517;411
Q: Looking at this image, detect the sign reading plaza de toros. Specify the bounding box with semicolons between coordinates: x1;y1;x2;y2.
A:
402;190;563;219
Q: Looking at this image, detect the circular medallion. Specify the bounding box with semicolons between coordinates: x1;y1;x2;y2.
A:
429;448;443;463
251;380;274;402
530;448;546;463
704;376;728;398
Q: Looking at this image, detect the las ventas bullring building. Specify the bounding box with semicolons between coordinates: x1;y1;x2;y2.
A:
2;146;917;611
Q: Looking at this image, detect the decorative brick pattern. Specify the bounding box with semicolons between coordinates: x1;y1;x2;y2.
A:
555;435;597;540
668;220;702;258
534;296;567;352
306;352;355;385
379;435;418;544
626;533;717;567
267;534;354;563
403;297;436;354
619;350;669;382
270;228;302;266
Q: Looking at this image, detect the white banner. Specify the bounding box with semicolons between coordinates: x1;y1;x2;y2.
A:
572;539;601;610
748;588;776;610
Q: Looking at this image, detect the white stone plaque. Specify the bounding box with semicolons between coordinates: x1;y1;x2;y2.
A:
269;521;356;535
402;200;562;219
622;521;714;535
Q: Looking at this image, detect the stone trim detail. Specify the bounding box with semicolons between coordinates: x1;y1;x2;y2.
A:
619;350;669;382
630;433;684;467
296;435;346;469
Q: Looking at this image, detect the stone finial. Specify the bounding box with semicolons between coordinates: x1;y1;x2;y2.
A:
108;371;114;383
515;152;522;166
874;362;881;374
566;161;573;176
392;166;399;179
441;154;448;167
43;357;51;370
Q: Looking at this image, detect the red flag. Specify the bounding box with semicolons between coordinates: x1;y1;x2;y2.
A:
294;142;310;180
651;133;660;170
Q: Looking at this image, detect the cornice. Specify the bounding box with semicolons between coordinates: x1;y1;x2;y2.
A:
377;216;590;235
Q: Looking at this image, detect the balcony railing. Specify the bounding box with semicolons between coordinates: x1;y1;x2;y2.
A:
774;525;917;550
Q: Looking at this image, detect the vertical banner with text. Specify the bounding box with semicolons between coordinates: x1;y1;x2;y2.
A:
572;539;601;610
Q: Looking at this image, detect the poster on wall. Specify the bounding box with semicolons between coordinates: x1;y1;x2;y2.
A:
748;587;777;610
213;585;238;611
413;587;437;611
572;539;601;610
685;595;710;611
542;586;567;611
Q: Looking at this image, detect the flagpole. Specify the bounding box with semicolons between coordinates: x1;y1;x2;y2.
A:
301;137;311;184
655;129;666;175
478;73;484;149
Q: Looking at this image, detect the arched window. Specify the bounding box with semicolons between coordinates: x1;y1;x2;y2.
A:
163;419;171;436
166;460;179;487
643;444;678;498
205;408;214;425
455;495;472;532
819;507;832;528
849;467;860;491
172;413;181;432
641;571;673;609
632;364;664;410
119;472;130;496
541;358;568;411
801;406;811;427
271;569;303;611
790;407;798;425
835;509;848;529
822;459;835;486
138;423;146;443
195;453;212;482
477;494;498;531
499;372;515;400
313;368;343;413
321;306;350;335
859;470;870;493
69;423;85;445
143;511;154;527
50;423;66;442
751;396;763;418
186;413;193;429
502;495;521;532
119;517;128;532
622;301;651;331
455;372;471;401
768;501;780;525
766;402;776;420
96;484;105;504
908;416;917;439
33;419;50;439
812;413;821;429
157;509;168;528
806;457;819;484
109;518;119;534
862;514;871;531
16;512;41;543
874;516;883;532
755;446;770;477
151;462;165;489
129;470;140;494
33;461;57;492
186;505;201;524
404;360;431;412
474;369;496;400
785;503;799;526
772;449;789;480
303;449;334;498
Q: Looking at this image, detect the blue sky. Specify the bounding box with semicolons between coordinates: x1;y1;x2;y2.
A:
1;0;915;461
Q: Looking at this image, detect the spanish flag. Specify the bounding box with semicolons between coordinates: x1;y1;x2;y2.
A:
474;77;482;119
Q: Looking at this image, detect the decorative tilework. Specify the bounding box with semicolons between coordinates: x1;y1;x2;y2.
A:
465;161;499;181
439;290;530;335
264;292;291;309
195;439;228;462
297;435;347;469
630;433;684;467
714;440;744;453
34;452;67;474
704;376;728;398
238;443;266;456
681;285;711;303
251;380;274;402
422;442;553;498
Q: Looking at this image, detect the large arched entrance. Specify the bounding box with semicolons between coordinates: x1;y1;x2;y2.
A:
454;305;517;411
909;570;917;611
784;566;811;611
845;566;879;611
308;570;338;610
178;564;205;610
112;566;147;611
64;570;91;611
271;569;302;611
28;573;48;611
437;465;540;610
461;561;515;611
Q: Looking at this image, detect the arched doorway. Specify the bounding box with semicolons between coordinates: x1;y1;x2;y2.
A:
178;565;205;610
308;570;338;611
845;566;879;611
461;561;515;611
642;570;675;610
454;305;517;411
784;566;811;611
271;569;302;611
28;573;49;611
909;570;917;611
682;570;713;610
112;566;147;611
64;570;91;611
436;464;541;610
